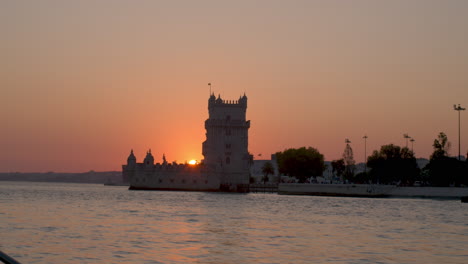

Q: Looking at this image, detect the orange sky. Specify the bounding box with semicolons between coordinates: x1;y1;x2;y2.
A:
1;1;468;172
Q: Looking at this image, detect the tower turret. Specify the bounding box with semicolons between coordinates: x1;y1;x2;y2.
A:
143;149;154;166
239;93;247;105
127;149;137;166
209;93;216;104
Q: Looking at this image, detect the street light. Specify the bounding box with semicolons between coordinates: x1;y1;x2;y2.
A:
363;135;368;173
403;134;411;148
454;104;466;160
410;138;415;153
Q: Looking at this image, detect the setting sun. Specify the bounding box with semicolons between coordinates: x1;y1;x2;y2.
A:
188;160;197;165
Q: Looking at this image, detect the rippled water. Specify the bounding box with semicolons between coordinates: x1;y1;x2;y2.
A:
0;182;467;264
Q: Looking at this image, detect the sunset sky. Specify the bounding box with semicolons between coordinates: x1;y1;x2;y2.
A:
2;0;468;172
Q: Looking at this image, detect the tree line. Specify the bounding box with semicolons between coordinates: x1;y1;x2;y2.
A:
274;132;468;187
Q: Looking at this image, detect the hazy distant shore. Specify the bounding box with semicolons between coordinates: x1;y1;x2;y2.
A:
0;171;122;184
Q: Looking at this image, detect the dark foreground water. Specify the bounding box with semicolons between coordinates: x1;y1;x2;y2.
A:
0;182;467;264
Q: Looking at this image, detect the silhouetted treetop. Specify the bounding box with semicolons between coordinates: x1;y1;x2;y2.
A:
423;132;468;186
367;144;419;185
431;132;451;160
275;147;325;183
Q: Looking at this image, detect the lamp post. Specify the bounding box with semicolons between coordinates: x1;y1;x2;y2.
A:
403;134;411;148
410;138;415;153
363;135;368;173
454;104;466;160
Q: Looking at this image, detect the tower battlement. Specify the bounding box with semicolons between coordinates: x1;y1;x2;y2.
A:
208;93;247;107
208;93;248;122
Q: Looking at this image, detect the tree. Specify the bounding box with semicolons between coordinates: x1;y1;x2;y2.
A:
424;132;468;186
342;143;356;180
367;144;419;185
424;157;467;186
331;159;345;180
275;147;325;183
431;132;451;159
261;161;275;184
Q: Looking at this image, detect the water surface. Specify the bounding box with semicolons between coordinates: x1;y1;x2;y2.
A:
1;182;467;263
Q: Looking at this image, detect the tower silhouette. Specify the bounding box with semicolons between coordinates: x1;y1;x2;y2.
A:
202;93;251;185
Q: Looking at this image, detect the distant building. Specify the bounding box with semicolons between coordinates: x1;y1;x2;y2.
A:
123;93;251;192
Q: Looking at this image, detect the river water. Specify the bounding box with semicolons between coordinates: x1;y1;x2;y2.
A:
0;181;467;264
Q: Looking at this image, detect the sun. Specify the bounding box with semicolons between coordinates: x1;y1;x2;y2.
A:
188;159;197;165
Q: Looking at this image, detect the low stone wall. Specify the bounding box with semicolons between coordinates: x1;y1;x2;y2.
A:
278;183;395;197
249;183;278;193
278;183;468;198
389;186;468;198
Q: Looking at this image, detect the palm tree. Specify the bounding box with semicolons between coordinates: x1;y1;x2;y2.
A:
261;162;275;184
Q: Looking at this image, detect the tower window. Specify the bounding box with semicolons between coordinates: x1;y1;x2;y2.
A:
226;157;230;164
226;115;231;121
226;144;231;149
226;129;231;136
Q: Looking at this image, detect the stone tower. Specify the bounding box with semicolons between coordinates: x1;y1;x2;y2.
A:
202;93;251;186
